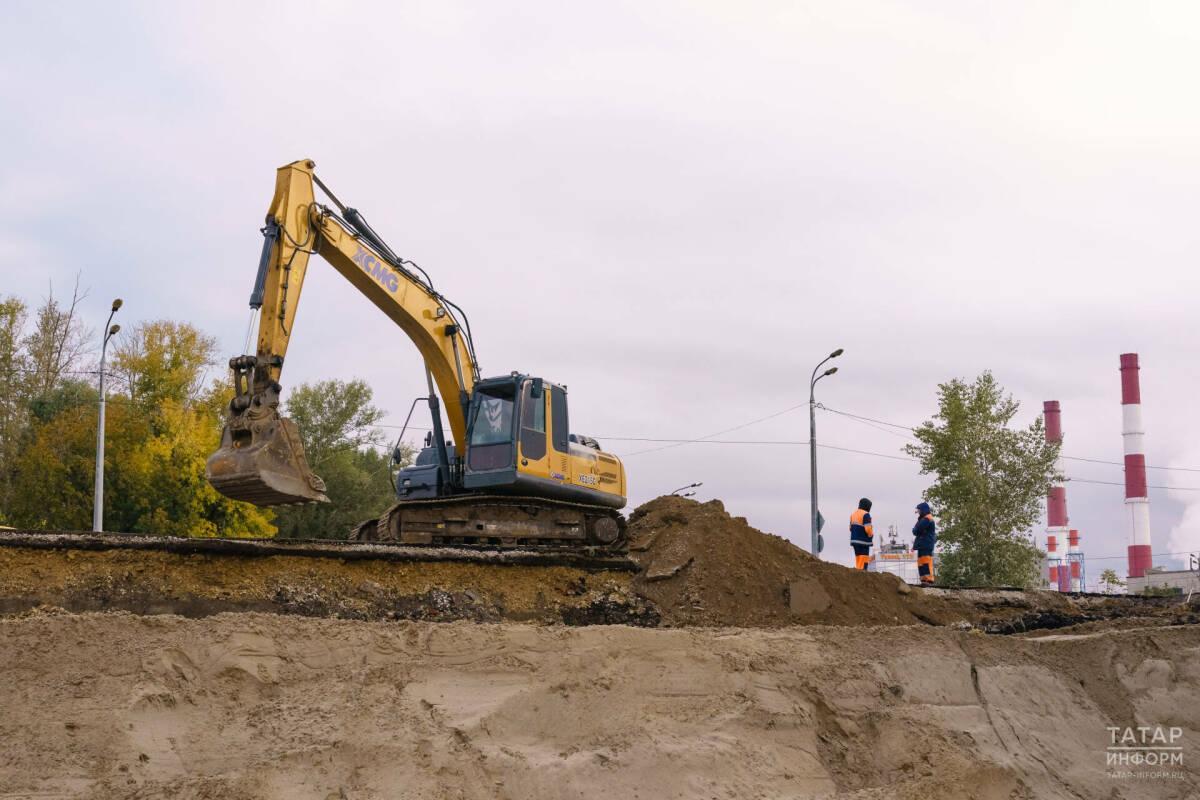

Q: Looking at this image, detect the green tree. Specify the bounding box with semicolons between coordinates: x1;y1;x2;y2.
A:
0;296;29;511
1;284;92;516
904;372;1060;588
1099;568;1126;594
271;378;411;539
4;316;275;537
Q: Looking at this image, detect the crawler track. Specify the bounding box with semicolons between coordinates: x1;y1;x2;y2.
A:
350;494;628;552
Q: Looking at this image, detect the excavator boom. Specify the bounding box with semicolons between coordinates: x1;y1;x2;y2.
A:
206;159;477;506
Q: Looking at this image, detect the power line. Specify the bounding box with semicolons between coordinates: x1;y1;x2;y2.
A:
605;436;919;463
1083;549;1200;562
1061;454;1200;473
1;367;100;376
620;401;810;457
823;407;915;441
822;404;1200;474
821;406;913;430
605;422;1200;491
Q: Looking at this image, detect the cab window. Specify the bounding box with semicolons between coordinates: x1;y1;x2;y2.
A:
519;380;546;461
551;386;568;453
470;394;514;446
468;387;515;471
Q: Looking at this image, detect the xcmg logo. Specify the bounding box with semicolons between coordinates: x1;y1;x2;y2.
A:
352;244;400;293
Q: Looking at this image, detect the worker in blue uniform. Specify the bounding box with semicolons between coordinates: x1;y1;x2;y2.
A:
913;502;936;585
849;498;873;570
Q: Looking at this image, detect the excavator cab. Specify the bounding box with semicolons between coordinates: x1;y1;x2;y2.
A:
423;373;625;509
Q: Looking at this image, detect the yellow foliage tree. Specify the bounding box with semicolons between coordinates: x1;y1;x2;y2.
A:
5;317;275;537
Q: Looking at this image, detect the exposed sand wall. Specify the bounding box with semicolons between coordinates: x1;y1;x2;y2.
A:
1;611;1196;799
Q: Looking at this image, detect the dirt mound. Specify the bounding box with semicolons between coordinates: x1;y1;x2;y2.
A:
2;504;1192;634
630;496;978;627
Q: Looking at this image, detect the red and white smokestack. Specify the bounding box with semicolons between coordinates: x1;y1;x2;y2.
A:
1120;353;1152;579
1068;529;1082;592
1044;400;1069;591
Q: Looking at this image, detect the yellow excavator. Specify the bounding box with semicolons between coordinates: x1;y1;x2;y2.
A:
206;159;627;550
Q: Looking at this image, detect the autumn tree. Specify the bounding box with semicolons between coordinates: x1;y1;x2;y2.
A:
271;378;411;539
904;372;1060;588
3;311;275;537
101;320;275;536
0;283;92;517
110;320;217;411
0;296;29;515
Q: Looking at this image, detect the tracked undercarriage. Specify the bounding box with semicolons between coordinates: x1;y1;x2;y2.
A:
348;495;628;553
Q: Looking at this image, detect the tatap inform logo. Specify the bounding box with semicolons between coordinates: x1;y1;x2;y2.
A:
1106;725;1185;780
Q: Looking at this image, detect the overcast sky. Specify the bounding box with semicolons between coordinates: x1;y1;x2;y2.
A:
3;1;1198;581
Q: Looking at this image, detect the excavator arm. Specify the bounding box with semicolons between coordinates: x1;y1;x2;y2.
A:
206;159;478;506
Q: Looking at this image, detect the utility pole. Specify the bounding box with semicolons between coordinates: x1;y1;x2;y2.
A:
809;348;843;557
93;299;122;532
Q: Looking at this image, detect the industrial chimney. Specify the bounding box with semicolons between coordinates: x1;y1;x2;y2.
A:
1120;353;1153;579
1044;401;1070;591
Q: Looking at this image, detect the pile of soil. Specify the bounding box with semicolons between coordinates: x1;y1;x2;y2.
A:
627;496;976;627
1;499;1192;634
627;496;1199;631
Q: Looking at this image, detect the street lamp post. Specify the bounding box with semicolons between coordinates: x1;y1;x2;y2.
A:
93;299;123;532
809;348;843;557
670;482;703;496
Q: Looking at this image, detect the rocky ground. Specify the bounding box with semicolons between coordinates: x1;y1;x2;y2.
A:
1;496;1197;798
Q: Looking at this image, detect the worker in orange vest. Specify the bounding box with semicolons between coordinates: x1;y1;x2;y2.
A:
913;502;936;585
849;498;873;570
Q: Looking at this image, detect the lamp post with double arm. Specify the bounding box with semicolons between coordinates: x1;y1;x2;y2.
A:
93;299;123;532
809;348;843;557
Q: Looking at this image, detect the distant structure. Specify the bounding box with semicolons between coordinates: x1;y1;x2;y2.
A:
1066;529;1084;593
1046;533;1065;591
868;524;919;584
1133;564;1200;596
1043;401;1082;592
1120;353;1153;580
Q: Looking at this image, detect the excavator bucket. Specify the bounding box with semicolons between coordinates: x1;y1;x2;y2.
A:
205;413;329;506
